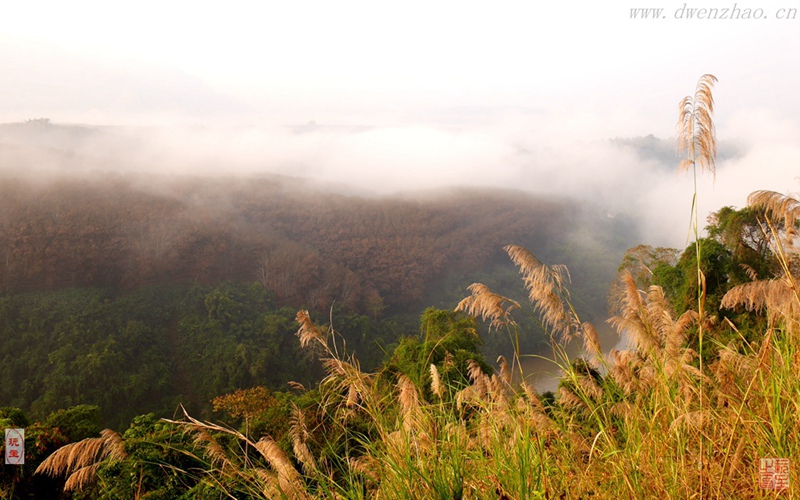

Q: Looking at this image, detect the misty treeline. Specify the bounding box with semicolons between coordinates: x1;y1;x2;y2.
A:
0;171;629;313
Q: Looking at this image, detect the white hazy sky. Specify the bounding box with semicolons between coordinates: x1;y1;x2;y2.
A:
2;0;800;247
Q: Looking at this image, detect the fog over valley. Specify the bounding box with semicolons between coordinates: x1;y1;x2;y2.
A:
0;109;791;250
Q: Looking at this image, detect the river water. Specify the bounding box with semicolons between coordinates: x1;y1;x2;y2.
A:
514;321;630;393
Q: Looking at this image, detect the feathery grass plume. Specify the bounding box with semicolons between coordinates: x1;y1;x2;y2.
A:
489;374;511;408
443;351;455;369
739;190;800;320
296;309;327;349
287;381;307;392
515;380;556;434
721;278;797;318
35;429;126;492
608;349;644;395
609;400;636;420
455;283;520;331
727;436;747;477
577;374;603;401
747;190;800;257
677;74;717;177
164;408;306;497
63;464;102;493
514;394;554;435
296;309;383;436
320;355;370;412
557;386;586;411
290;404;317;473
740;263;759;281
397;374;422;432
676;75;718;497
254;436;308;499
608;270;658;352
504;244;575;339
497;355;512;386
520;381;543;411
253;468;283;500
467;359;488;389
348;455;381;483
456;360;490;410
430;363;444;399
646;284;698;366
747;190;800;229
667;310;697;360
669;410;709;433
580;321;604;369
609;270;698;382
191;427;229;470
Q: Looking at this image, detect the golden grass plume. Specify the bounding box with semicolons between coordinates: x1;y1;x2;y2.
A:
504;244;575;339
295;309;327;350
677;74;717;177
35;429;126;492
455;283;520;331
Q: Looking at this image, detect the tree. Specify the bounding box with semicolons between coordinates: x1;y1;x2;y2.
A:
382;308;490;399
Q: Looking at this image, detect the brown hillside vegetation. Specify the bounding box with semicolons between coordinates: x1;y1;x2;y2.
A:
0;172;628;313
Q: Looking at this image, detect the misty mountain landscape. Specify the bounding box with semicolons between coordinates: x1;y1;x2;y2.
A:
3;3;800;498
0;119;637;422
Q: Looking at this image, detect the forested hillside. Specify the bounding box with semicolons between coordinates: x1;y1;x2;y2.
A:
0;172;632;313
0;169;635;430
